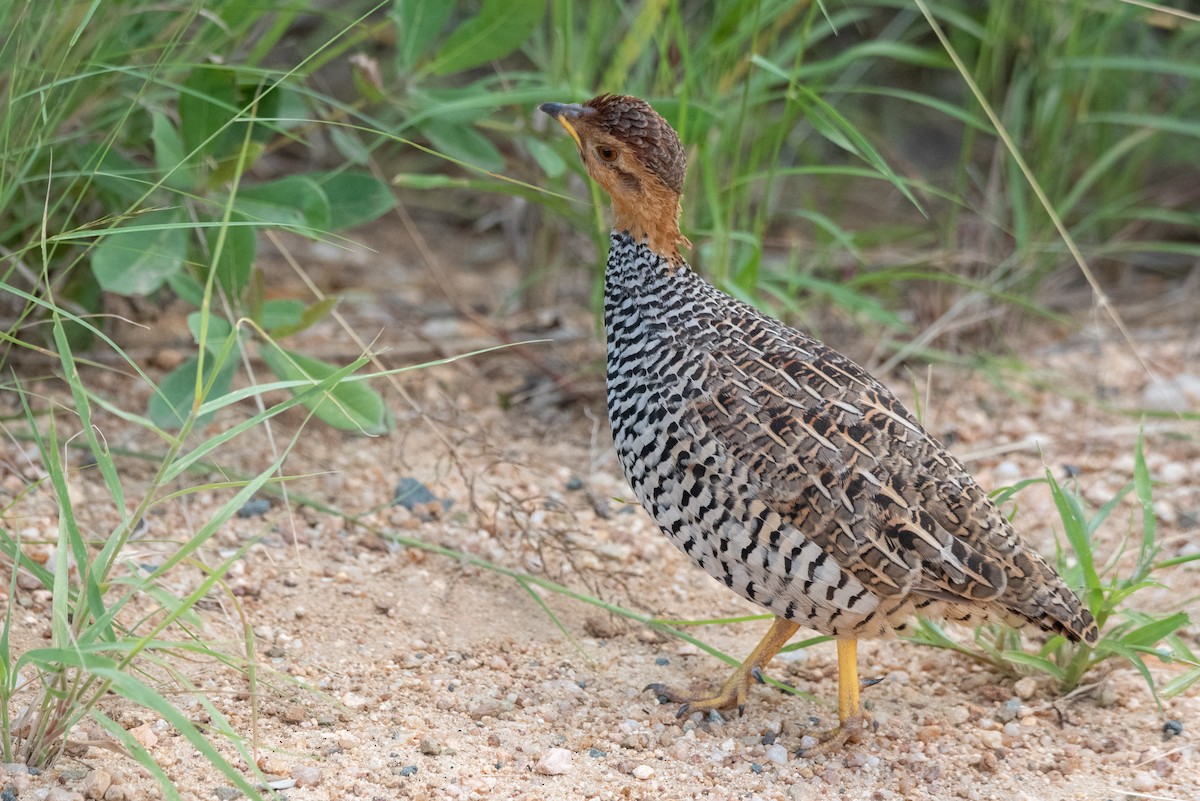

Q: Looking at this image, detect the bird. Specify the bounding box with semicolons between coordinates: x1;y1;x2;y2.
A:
539;93;1099;753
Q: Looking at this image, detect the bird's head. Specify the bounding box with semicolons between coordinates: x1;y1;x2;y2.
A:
540;94;690;260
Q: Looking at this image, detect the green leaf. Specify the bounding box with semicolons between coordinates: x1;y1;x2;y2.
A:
998;650;1067;682
525;135;565;178
260;345;393;435
236;176;332;231
1118;612;1189;649
269;296;340;338
392;173;471;189
186;310;233;355
260;299;304;332
330;126;372;165
312;172;396;230
148;353;238;430
179;65;239;161
393;0;456;71
205;221;256;297
151;110;193;190
427;0;541;76
91;210;187;296
418;118;504;172
167;271;206;307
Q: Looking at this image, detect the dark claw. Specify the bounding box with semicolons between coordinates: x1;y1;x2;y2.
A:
643;683;673;705
737;703;746;718
750;665;765;684
861;676;884;689
675;703;692;719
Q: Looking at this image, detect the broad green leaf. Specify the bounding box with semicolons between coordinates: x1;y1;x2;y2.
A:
393;0;456;71
240;80;282;144
427;0;541;76
260;345;393;435
312;172;396;230
148;353;238;429
179;65;239;161
260;299;304;331
186;310;233;355
151;110;194;190
167;271;206;307
236;175;331;230
330;126;372;165
91;210;187;296
418;118;504;172
205;221;256;297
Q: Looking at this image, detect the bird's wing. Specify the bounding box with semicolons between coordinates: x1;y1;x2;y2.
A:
678;331;1015;608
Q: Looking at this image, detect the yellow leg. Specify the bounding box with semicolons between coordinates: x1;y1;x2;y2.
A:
797;637;873;756
837;638;860;723
647;616;800;718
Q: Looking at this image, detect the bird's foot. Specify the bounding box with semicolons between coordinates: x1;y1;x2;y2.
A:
793;710;875;758
645;664;765;719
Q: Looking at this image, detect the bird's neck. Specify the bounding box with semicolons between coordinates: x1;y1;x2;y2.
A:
609;190;690;264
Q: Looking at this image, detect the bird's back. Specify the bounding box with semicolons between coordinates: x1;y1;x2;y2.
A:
604;231;1098;645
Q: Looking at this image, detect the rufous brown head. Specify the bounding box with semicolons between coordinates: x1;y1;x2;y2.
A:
540;94;689;259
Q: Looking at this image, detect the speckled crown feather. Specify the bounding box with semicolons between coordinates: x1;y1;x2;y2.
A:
585;94;686;194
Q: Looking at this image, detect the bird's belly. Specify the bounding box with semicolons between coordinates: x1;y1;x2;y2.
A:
607;392;897;638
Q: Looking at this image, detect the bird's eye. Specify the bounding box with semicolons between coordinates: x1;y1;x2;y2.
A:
596;145;618;162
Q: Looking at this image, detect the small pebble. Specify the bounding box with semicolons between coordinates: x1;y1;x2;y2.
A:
1162;719;1183;739
632;764;654;780
588;748;606;758
565;476;584;491
946;706;970;726
798;735;818;753
393;478;440;510
1013;677;1037;700
291;766;321;787
535;748;573;775
1130;772;1157;792
398;765;418;777
655;657;669;666
764;743;788;765
750;763;763;774
979;729;1003;750
84;769;112;801
237;497;271;518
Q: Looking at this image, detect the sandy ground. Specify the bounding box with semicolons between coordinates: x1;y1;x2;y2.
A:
2;225;1199;801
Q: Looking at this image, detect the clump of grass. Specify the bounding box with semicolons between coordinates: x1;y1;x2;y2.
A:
907;435;1200;707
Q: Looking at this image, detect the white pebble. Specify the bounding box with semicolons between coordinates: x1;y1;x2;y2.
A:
764;743;789;765
994;460;1022;482
979;729;1003;749
1014;677;1038;700
1130;772;1157;792
632;764;654;780
1003;722;1021;739
946;706;970;726
1160;462;1188;484
535;748;573;775
798;734;819;752
291;766;321;787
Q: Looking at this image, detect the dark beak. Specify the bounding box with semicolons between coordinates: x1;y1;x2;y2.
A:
540;102;592;149
538;102;588;120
